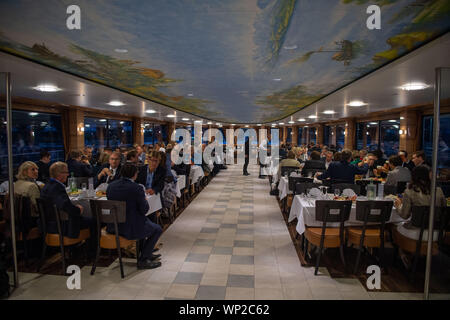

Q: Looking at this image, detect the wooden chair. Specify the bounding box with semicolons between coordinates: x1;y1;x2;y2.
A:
89;199;137;279
347;200;393;274
331;183;361;196
304;200;351;275
36;198;90;275
4;194;41;266
392;206;448;280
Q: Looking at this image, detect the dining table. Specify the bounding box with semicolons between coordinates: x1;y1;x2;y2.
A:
189;165;205;185
288;194;406;235
70;192;162;218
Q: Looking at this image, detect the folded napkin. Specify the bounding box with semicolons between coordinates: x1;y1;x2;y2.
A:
342;188;357;197
95;183;108;192
308;188;322;198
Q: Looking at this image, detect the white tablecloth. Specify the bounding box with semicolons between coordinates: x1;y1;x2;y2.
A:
175;175;186;198
261;156;279;180
70;193;162;217
190;165;204;184
288;195;405;235
278;177;291;200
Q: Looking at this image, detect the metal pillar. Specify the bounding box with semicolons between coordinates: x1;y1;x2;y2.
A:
424;68;441;300
3;72;18;288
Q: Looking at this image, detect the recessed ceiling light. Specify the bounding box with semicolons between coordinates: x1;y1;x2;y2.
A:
145;109;156;113
100;119;107;122
400;116;405;120
207;121;212;125
279;122;285;125
245;125;249;128
33;84;61;92
107;100;124;106
308;115;317;119
323;110;335;114
29;112;39;116
347;100;367;107
289;121;294;124
194;120;202;123
304;126;309;128
182;118;189;121
273;78;282;81
114;49;128;53
369;122;378;125
231;124;235;126
399;82;428;91
167;114;176;118
298;118;306;122
388;120;397;123
257;124;262;126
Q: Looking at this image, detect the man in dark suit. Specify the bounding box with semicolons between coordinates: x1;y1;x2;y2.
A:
302;151;326;176
106;163;162;269
243;138;250;176
40;162;91;238
136;151;166;195
36;149;51;183
398;150;415;171
316;149;369;184
66;150;94;178
94;151;122;188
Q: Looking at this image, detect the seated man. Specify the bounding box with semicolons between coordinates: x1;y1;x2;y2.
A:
106;163;162;269
36;149;51;183
358;153;378;178
385;155;411;186
278;150;302;180
316;149;369;184
66;150;94;177
95;151;122;188
301;151;325;176
136;151;166;195
41;162;91;238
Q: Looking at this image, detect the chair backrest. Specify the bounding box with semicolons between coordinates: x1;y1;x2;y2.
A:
89;199;127;225
288;177;313;192
397;181;407;194
4;194;33;234
74;177;90;189
383;185;397;196
410;206;448;247
35;197;67;237
281;166;299;178
295;182;321;195
355;200;393;224
331;183;361;195
302;168;324;178
315;200;352;223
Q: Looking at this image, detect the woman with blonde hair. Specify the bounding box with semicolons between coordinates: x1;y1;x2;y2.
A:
14;161;41;217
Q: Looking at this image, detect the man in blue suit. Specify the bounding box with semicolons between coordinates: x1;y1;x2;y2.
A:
316;149;369;184
106;163;162;269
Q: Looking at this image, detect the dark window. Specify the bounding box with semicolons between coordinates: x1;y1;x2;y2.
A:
297;127;303;145
309;127;316;144
0;109;65;178
422;114;450;169
286;127;292;143
336;124;346;151
84;117;133;151
324;126;330;147
380;119;399;156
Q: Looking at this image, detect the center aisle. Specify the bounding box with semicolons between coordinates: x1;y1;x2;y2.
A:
153;163;309;300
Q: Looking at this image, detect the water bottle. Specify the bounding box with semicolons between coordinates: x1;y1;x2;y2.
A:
377;183;384;199
70;172;77;193
88;177;95;197
367;182;376;200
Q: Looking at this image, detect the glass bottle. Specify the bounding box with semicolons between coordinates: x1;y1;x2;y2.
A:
367;181;376;200
70;172;77;193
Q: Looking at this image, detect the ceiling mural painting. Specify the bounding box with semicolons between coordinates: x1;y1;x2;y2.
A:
0;0;448;123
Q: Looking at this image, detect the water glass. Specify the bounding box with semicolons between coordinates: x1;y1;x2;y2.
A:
81;183;87;191
334;189;341;197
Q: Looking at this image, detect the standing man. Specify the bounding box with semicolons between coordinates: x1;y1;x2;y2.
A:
243;137;250;176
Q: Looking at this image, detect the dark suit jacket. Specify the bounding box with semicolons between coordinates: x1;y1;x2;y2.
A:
135;164;166;194
67;159;93;178
402;160;415;171
173;162;188;176
106;178;152;240
36;160;50;183
94;164;122;188
41;179;82;238
317;161;369;184
301;160;326;176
